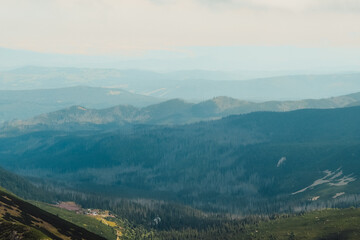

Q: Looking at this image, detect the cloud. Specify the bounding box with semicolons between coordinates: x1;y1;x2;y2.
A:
312;0;360;13
0;0;359;55
195;0;360;13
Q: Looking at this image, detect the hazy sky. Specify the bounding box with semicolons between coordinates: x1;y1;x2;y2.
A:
0;0;360;71
1;0;360;54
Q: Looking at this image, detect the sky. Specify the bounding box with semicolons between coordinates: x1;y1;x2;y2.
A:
0;0;360;71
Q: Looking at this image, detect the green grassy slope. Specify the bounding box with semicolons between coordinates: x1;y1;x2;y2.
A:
246;208;360;240
26;199;360;240
31;201;117;240
155;208;360;240
32;201;160;240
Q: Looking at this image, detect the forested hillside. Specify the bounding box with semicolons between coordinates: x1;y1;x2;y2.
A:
1;106;360;214
2;168;360;239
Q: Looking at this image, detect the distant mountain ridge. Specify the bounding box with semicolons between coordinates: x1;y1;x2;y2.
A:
0;86;162;122
3;91;360;132
1;66;360;101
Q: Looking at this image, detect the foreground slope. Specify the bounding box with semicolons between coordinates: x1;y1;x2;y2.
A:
0;187;106;240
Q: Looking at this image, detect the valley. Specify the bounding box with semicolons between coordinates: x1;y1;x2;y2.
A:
1;90;360;239
1;106;360;215
2;183;360;240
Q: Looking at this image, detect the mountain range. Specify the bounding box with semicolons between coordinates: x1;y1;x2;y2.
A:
0;86;161;122
1;66;360;101
3;91;360;133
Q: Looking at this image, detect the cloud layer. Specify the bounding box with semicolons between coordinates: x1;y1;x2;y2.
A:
0;0;359;55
